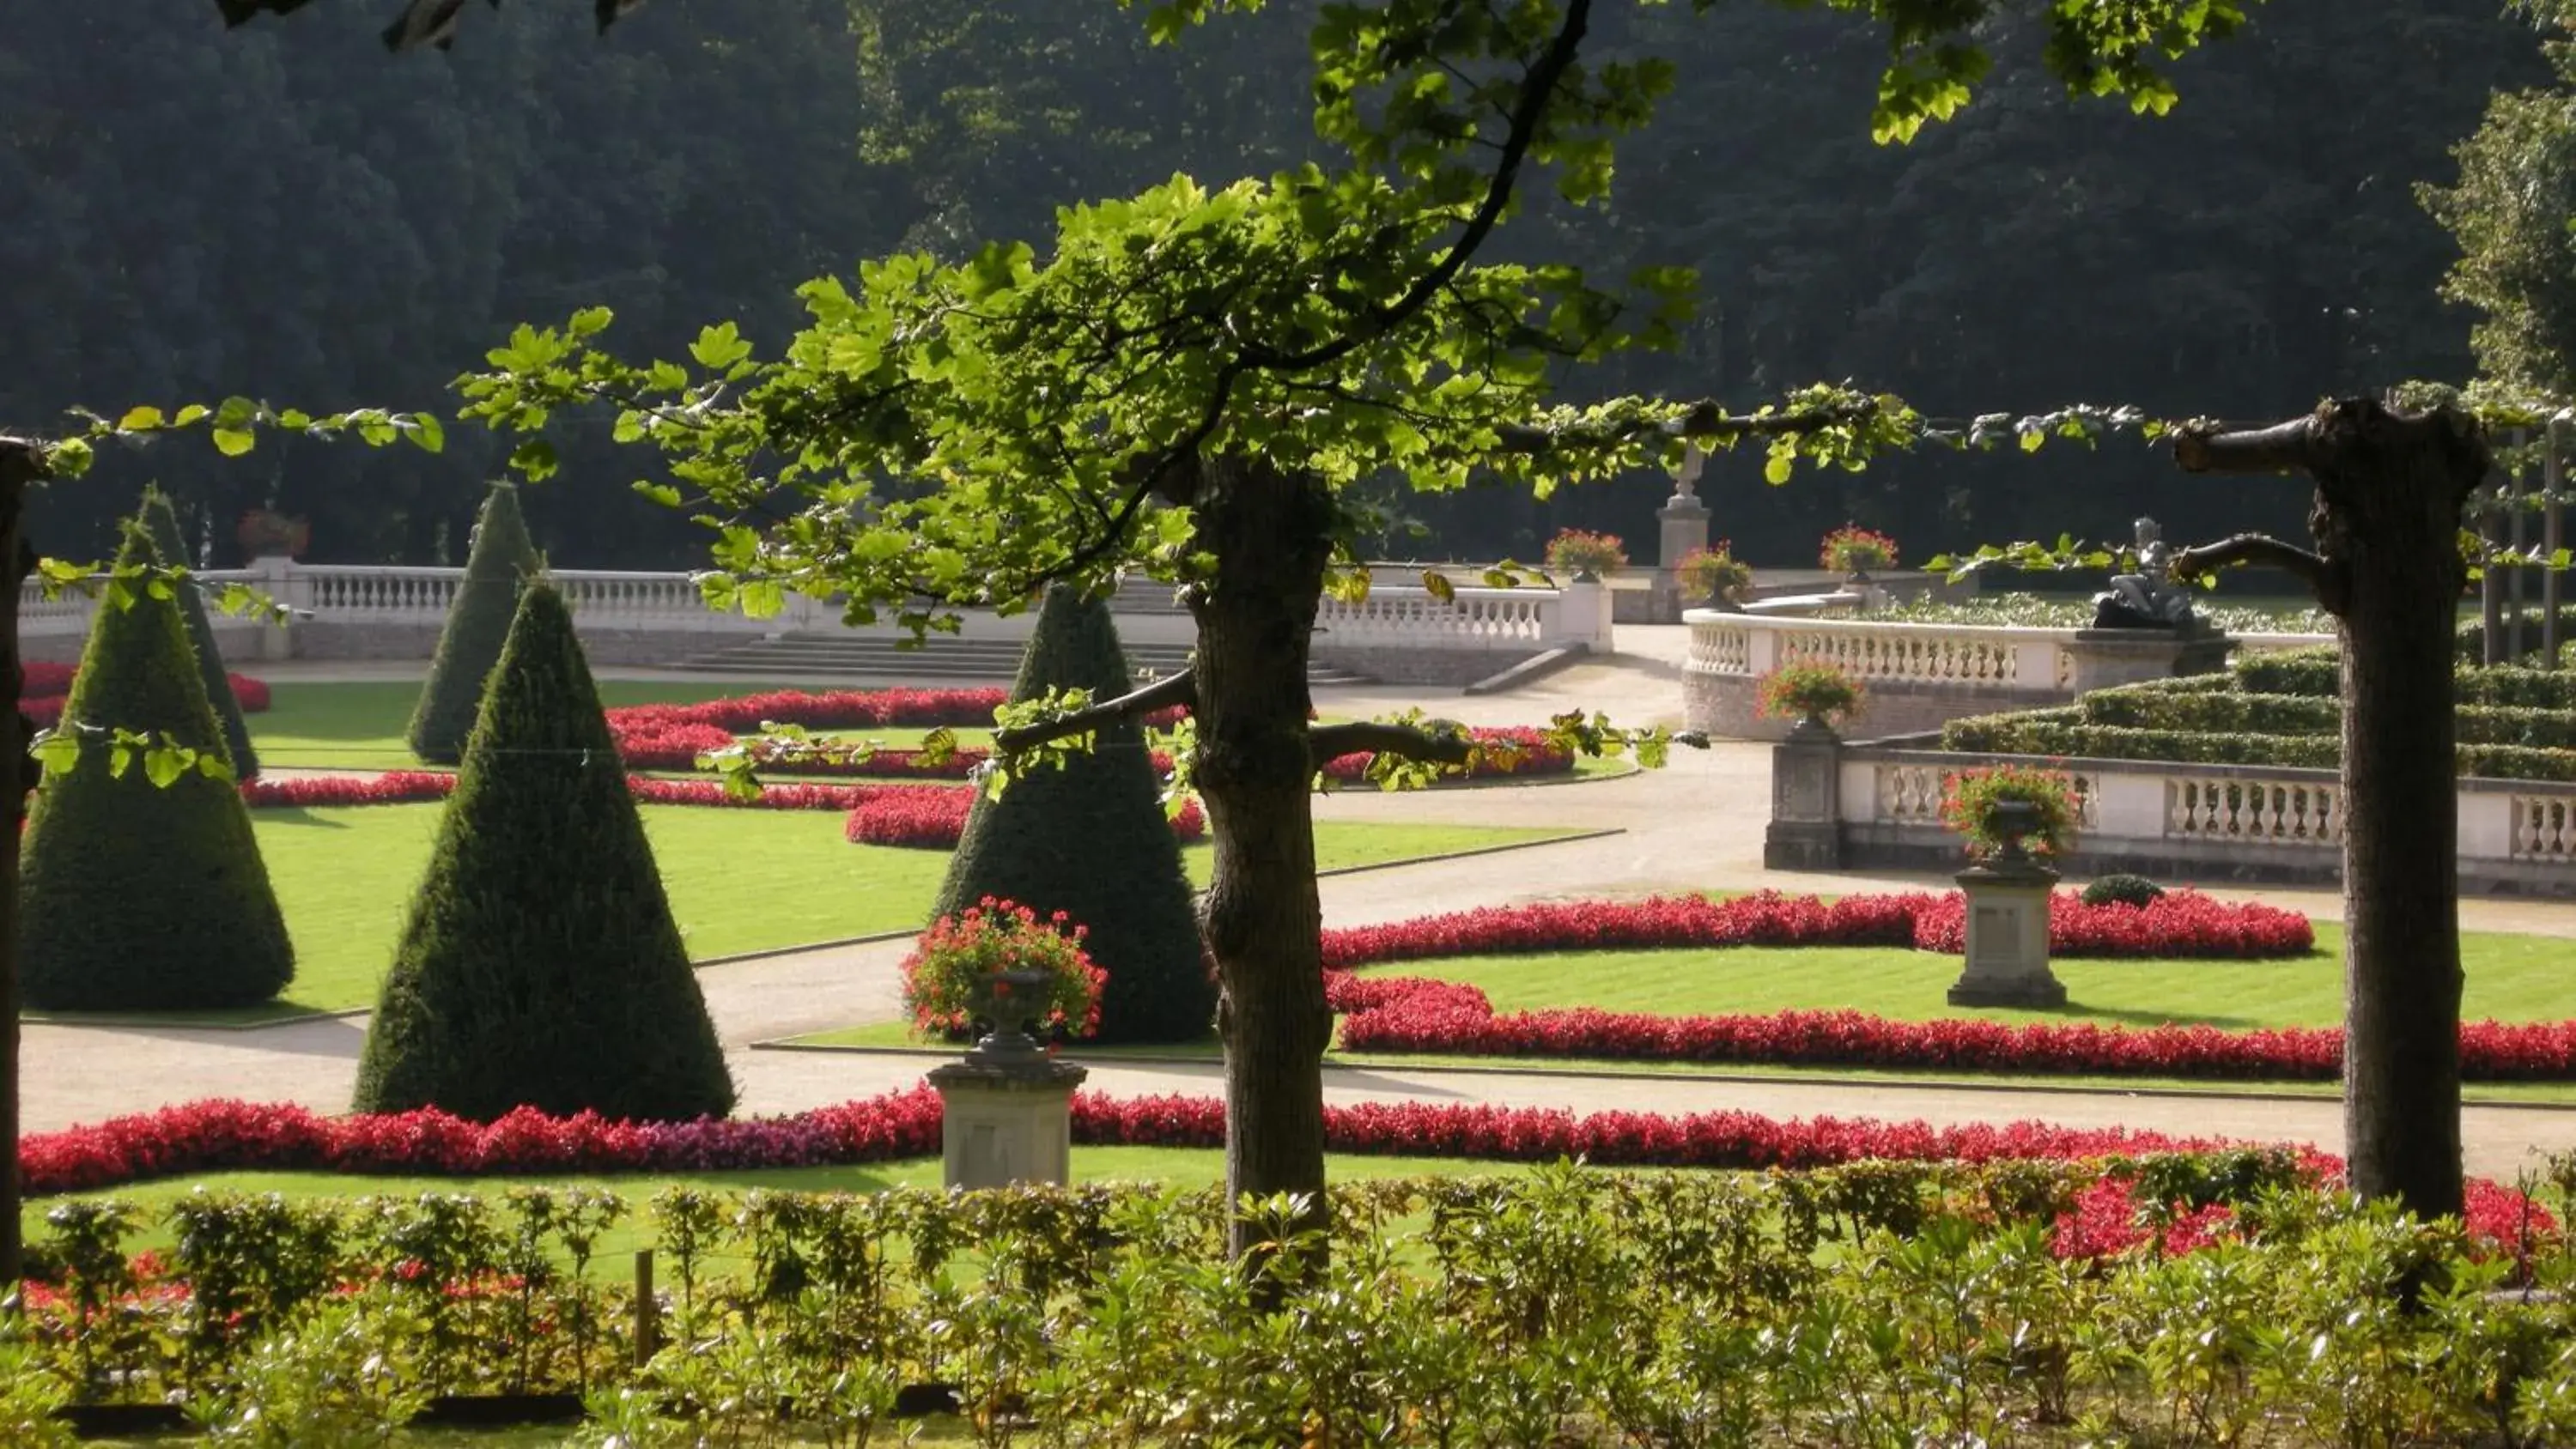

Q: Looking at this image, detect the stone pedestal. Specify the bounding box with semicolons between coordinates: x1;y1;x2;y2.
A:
1762;716;1844;870
1650;494;1711;625
1946;858;2066;1008
927;1057;1089;1190
2061;626;2230;694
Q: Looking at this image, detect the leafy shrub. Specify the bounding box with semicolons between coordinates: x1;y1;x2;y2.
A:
139;487;261;777
21;526;295;1011
1819;523;1899;573
899;897;1107;1040
1757;659;1865;725
354;584;734;1123
2081;874;2166;907
1315;723;1576;780
1941;714;2576;782
1940;764;2079;858
1542;527;1627;577
406;482;539;764
930;585;1212;1045
187;1293;430;1448
1674;542;1753;605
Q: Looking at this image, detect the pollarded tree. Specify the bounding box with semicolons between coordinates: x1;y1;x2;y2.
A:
449;0;2245;1253
355;579;733;1121
408;480;540;764
137;486;258;778
933;585;1213;1045
20;524;292;1011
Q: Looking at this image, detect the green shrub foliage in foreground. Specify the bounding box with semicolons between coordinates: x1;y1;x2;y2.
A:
406;481;541;765
354;583;733;1121
137;486;258;778
932;584;1213;1044
20;528;293;1011
26;1155;2576;1446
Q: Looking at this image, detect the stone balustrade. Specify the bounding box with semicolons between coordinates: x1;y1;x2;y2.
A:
1685;609;2242;740
1782;740;2576;894
20;561;1607;678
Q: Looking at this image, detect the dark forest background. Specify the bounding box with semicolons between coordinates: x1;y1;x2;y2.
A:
0;2;2543;574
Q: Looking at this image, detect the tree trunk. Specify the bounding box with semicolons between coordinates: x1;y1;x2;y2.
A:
1185;453;1337;1262
0;441;38;1285
2178;397;2484;1221
2308;401;2483;1220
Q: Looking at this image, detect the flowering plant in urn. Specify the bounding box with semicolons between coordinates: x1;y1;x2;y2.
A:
1818;524;1899;576
1941;765;2080;859
901;896;1106;1043
1756;661;1864;729
1542;527;1627;579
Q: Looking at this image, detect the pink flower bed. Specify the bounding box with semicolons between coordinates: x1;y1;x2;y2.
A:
1316;890;2314;968
843;790;1206;848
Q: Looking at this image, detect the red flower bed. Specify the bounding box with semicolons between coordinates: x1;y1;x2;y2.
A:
1317;725;1577;782
1326;979;2576;1082
239;770;951;815
10;1088;2258;1197
243;772;456;808
24;662;75;699
844;790;1206;849
1318;889;2312;969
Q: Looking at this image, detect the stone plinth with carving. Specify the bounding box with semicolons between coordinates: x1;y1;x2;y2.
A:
1762;716;1844;870
925;970;1090;1190
1946;853;2067;1008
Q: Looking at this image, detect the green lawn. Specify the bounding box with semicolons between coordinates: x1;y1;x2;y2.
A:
789;924;2576;1100
30;809;1583;1024
23;1149;1517;1251
250;679;822;771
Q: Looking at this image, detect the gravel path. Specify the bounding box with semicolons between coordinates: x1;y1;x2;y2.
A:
31;634;2576;1185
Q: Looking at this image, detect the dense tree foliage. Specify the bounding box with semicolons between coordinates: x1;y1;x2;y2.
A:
933;586;1214;1046
20;528;293;1012
355;581;734;1121
3;1;2541;573
2424;0;2576;395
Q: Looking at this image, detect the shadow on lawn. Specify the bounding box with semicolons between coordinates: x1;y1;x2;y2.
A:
2027;998;2270;1032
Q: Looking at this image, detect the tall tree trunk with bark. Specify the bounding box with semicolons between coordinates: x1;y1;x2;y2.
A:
0;439;38;1285
1186;453;1338;1258
2177;397;2487;1220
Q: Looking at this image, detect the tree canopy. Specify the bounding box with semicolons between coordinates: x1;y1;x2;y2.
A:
5;1;2543;573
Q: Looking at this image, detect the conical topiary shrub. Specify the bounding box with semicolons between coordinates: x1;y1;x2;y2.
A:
21;527;294;1011
407;481;541;764
354;582;735;1122
138;487;258;778
930;585;1213;1044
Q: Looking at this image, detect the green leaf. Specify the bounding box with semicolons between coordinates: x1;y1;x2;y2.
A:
568;306;616;337
1421;570;1455;603
406;414;446;454
172;403;210;427
29;733;79;777
143;747;185;789
106;744;133;779
632;481;683;507
210;427;257;458
118;405;163;432
509;439;560;482
1763;452;1795;485
690;322;752;371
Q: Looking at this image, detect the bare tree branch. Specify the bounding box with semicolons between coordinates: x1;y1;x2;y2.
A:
0;439;49;489
1308;720;1473;768
1241;0;1594;375
1495;398;1879;455
2172;415;2325;476
2172;532;2330;594
992;667;1197;754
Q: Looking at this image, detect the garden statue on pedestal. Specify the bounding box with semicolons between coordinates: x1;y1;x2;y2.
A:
1941;769;2077;1009
2092;518;2198;630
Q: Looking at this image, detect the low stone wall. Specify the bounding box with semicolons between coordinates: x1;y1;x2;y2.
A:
1689;675;2064;743
31;620;737;670
1310;645;1546;688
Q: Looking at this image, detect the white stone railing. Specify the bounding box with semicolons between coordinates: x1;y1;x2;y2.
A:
1688;609;2337;698
1315;580;1609;654
1833;744;2576;879
1688;610;2069;691
22;561;1601;658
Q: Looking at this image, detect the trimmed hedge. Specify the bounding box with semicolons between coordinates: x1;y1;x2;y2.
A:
406;481;540;764
21;528;295;1011
2237;646;2576;711
2458;603;2576;664
929;585;1215;1045
354;583;734;1122
1939;715;2576;781
2077;684;2576;750
137;487;258;778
